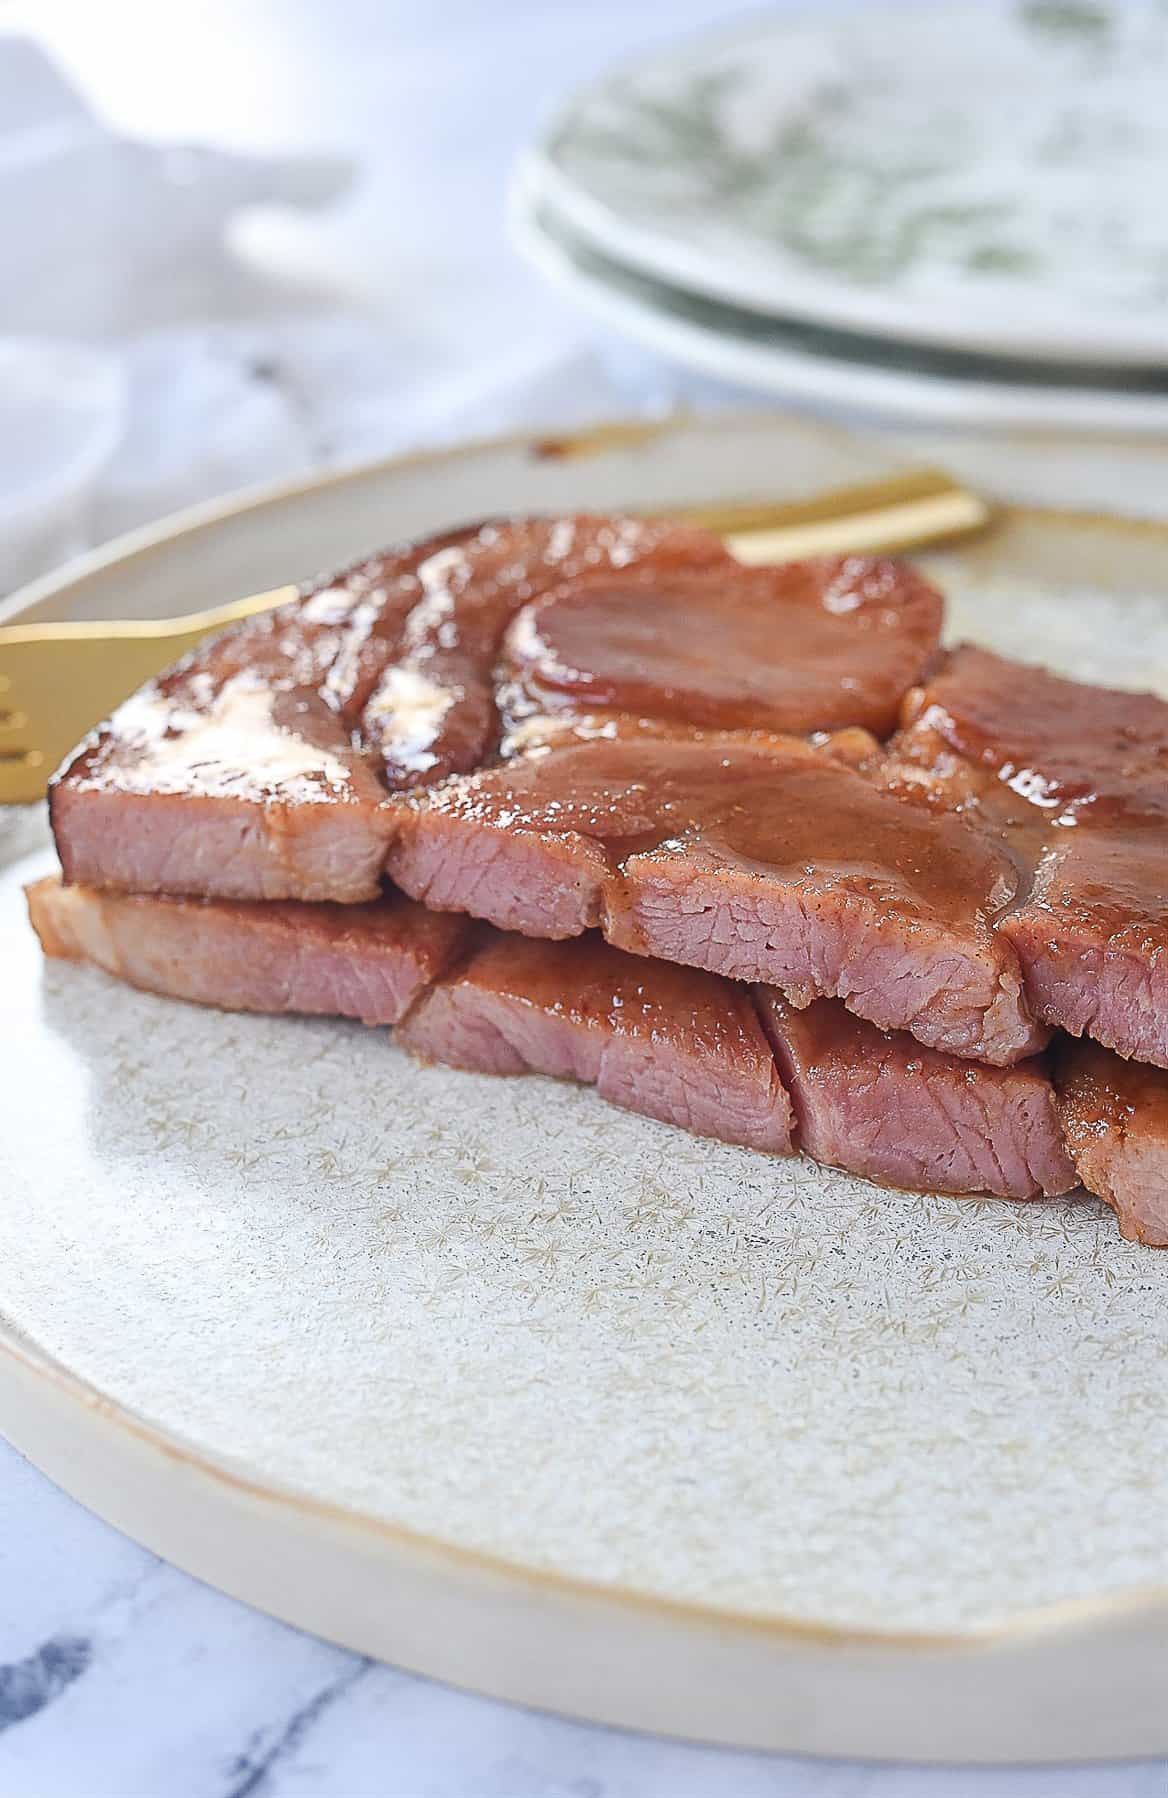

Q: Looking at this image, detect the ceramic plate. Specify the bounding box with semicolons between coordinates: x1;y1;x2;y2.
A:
530;0;1168;367
512;173;1168;434
2;414;1168;1762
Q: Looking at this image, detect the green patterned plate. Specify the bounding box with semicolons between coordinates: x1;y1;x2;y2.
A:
529;1;1168;366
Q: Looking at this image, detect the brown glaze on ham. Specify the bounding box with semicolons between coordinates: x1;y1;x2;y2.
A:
895;646;1168;1065
1000;830;1168;1069
757;992;1074;1199
399;929;793;1152
25;871;1167;1238
383;733;1045;1065
505;556;942;738
1054;1038;1168;1246
49;529;477;904
43;517;1168;1095
51;673;395;903
25;873;468;1026
900;644;1168;824
367;514;729;786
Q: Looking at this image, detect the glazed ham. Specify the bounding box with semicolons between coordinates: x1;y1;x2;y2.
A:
30;873;1081;1205
896;643;1168;824
399;928;793;1153
25;874;468;1026
49;527;479;904
894;645;1168;1066
757;992;1074;1199
48;516;729;901
28;873;794;1154
383;732;1044;1065
501;555;942;739
38;514;1168;1212
1002;831;1168;1070
366;513;730;784
1053;1039;1168;1247
48;523;944;906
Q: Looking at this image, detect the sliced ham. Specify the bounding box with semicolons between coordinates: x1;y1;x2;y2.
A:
49;529;476;903
25;873;468;1026
895;645;1168;1067
1000;831;1168;1070
1053;1039;1168;1247
756;992;1075;1200
24;871;1168;1235
399;929;793;1152
51;675;395;904
503;555;942;739
42;516;1168;1085
48;522;945;913
383;733;1045;1065
27;872;789;1154
898;643;1168;824
364;514;729;786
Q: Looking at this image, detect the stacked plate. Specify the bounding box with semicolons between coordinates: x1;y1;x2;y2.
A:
513;0;1168;432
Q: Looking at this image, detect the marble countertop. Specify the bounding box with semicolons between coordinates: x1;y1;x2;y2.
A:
2;1;1168;1791
3;1427;1166;1797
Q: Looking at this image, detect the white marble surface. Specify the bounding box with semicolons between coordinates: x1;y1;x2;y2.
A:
1;1427;1167;1797
2;2;1168;1790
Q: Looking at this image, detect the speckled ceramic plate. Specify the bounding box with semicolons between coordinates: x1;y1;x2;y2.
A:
2;414;1167;1762
529;0;1168;366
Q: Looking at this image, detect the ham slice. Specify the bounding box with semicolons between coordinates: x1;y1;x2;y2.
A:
48;523;946;912
27;872;1168;1234
895;645;1168;1066
1053;1039;1168;1247
398;927;793;1152
383;733;1044;1065
1001;831;1168;1070
28;872;789;1154
42;518;1168;1085
502;555;942;739
25;874;468;1026
367;513;729;785
49;529;478;903
757;991;1075;1200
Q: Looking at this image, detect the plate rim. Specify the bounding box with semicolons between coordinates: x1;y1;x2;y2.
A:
7;1304;1145;1656
2;1227;1168;1762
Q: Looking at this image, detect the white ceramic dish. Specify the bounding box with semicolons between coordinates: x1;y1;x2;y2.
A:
530;0;1168;367
512;172;1168;436
2;413;1168;1762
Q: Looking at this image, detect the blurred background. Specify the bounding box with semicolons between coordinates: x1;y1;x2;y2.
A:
2;0;1166;597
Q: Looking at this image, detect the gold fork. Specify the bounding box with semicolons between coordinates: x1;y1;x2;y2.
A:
0;467;989;805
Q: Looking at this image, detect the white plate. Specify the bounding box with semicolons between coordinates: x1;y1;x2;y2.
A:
3;414;1168;1762
513;172;1168;435
530;0;1168;368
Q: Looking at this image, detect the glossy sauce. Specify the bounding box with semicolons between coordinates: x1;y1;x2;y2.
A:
506;556;942;738
447;926;770;1058
407;734;1021;928
901;644;1168;824
364;513;730;785
1013;828;1168;945
69;672;379;806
